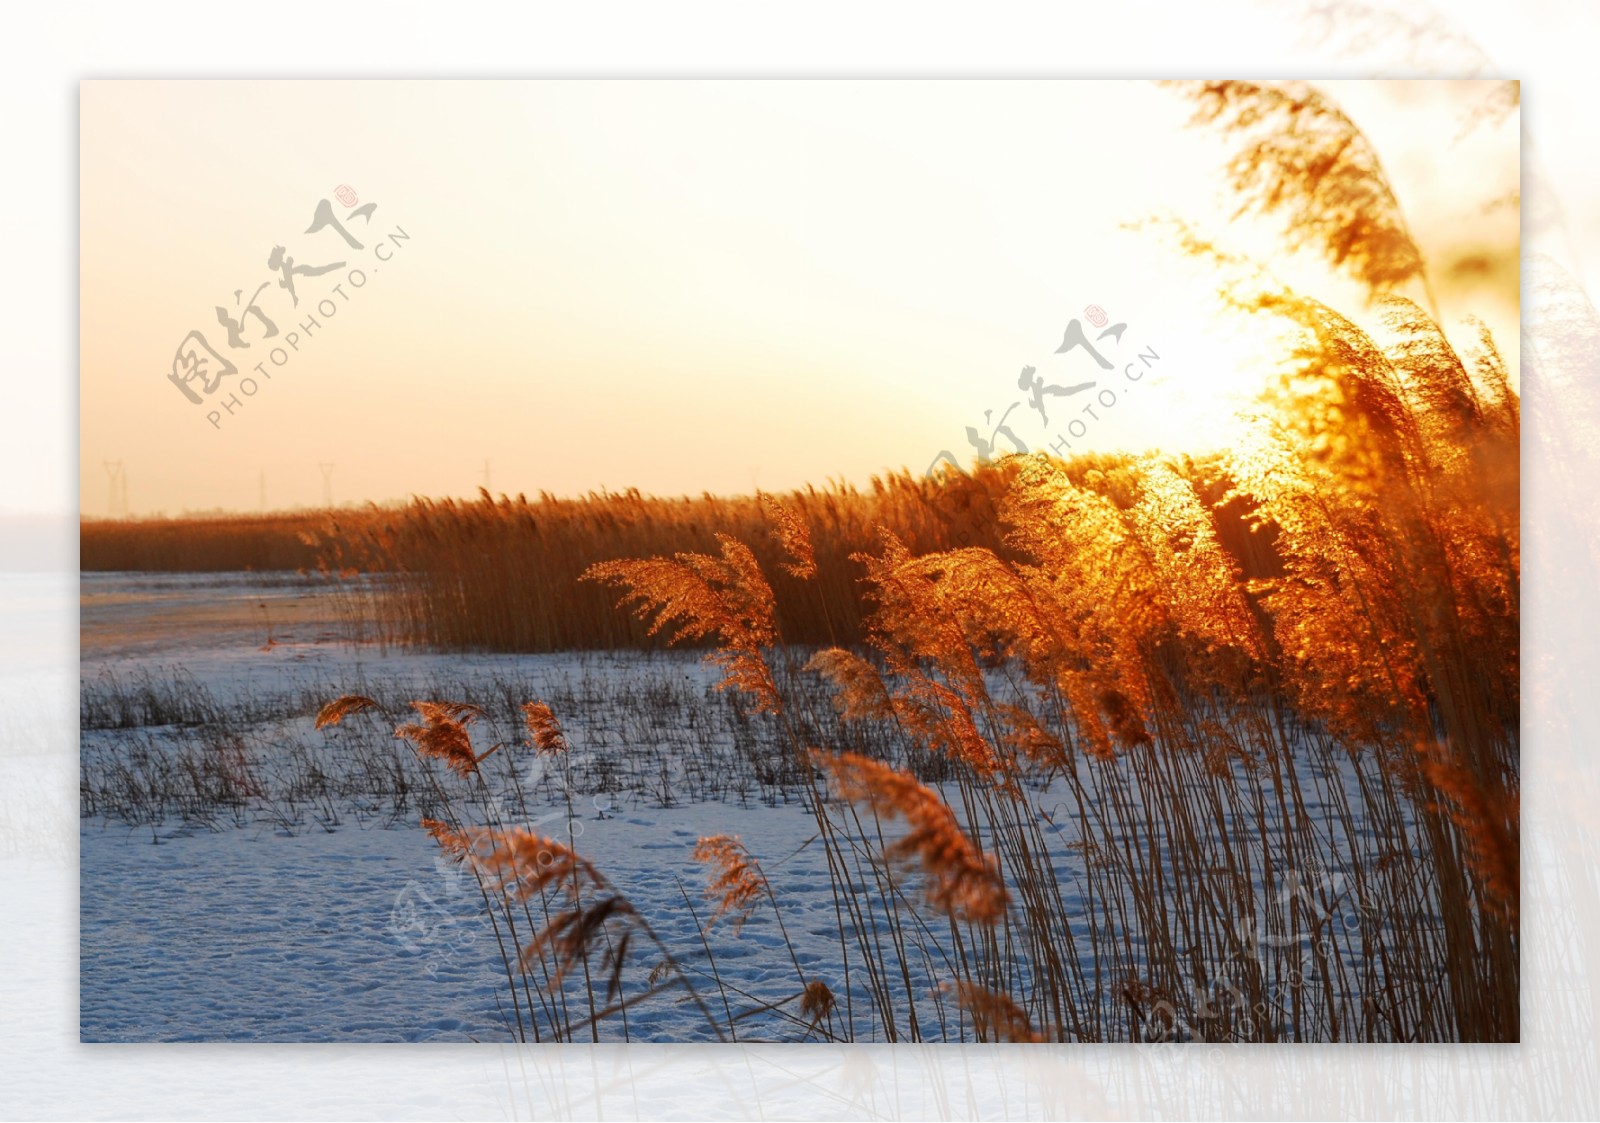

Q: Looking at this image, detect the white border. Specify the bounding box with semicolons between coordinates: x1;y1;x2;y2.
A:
5;1;1595;1118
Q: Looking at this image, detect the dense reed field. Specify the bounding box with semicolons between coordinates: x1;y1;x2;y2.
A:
80;469;1025;648
319;469;1028;650
80;463;1263;652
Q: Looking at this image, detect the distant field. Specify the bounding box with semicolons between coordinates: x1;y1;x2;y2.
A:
81;511;331;572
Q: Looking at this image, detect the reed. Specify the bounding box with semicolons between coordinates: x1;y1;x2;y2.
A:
289;292;1520;1039
116;79;1520;1043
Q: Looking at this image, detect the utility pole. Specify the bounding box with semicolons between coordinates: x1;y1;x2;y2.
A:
318;462;335;509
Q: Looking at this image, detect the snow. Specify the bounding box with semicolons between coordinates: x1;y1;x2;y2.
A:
80;794;847;1042
78;572;886;1042
80;572;1402;1044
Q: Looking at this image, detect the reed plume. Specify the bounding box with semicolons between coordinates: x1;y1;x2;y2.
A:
583;534;783;713
522;701;570;755
1166;79;1428;296
942;982;1045;1043
426;824;637;996
1416;745;1520;922
800;979;837;1026
420;816;470;860
805;648;895;722
809;749;1007;924
313;693;381;729
396;701;489;778
693;834;766;933
758;490;819;579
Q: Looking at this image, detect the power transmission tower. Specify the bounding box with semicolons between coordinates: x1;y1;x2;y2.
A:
102;461;126;517
318;462;335;509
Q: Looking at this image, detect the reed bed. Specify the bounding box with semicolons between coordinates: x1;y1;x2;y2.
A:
78;471;1019;653
91;80;1519;1043
302;78;1518;1038
307;472;1018;651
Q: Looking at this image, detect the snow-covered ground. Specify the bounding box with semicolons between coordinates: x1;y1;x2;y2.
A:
79;573;912;1043
81;572;1408;1044
81;794;851;1042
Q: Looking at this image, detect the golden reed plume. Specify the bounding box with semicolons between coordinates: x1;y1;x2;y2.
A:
522;701;570;755
1165;79;1428;294
809;646;1003;774
396;701;488;778
583;534;783;712
318;694;492;778
464;826;600;902
941;981;1045;1043
420;816;471;860
757;490;819;579
809;749;1007;924
425;823;636;992
1416;744;1520;922
313;693;381;729
800;979;836;1028
693;834;766;932
806;648;895;721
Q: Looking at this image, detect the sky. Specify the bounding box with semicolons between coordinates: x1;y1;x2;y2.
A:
78;79;1519;517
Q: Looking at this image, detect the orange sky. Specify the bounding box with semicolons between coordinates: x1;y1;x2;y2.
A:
79;80;1518;517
